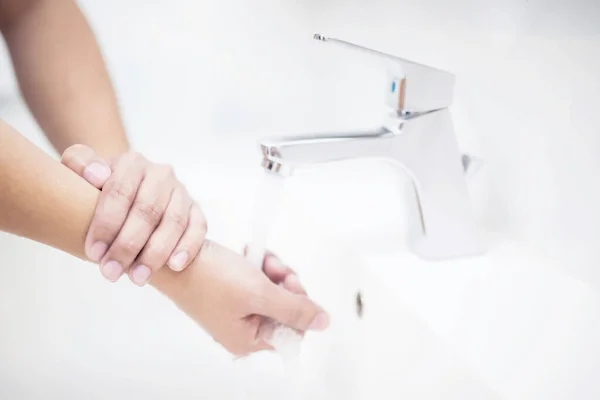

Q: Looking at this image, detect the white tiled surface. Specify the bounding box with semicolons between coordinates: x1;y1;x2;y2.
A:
1;0;600;398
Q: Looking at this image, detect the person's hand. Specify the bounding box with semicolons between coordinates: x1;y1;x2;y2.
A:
244;246;313;343
152;240;330;356
61;144;206;286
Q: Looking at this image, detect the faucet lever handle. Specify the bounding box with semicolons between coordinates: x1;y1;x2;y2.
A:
313;33;455;115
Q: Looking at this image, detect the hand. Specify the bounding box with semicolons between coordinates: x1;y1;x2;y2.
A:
61;144;206;286
152;240;330;356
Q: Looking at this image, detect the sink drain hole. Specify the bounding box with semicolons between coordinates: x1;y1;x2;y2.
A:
356;291;363;318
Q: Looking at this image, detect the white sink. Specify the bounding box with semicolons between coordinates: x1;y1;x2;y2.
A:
1;134;600;399
351;239;600;399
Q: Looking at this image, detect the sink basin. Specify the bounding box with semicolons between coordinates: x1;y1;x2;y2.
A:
335;236;600;399
0;124;598;399
241;225;600;399
182;158;600;398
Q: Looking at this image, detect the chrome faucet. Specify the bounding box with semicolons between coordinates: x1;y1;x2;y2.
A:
259;34;485;261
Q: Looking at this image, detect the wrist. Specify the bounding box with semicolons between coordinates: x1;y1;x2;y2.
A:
149;258;197;302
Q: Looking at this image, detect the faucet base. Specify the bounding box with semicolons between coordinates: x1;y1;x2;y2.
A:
394;108;486;260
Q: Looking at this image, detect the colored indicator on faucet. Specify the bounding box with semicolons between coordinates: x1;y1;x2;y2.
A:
391;81;397;93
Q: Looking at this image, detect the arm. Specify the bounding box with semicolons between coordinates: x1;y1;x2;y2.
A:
0;0;207;285
0;0;129;157
0;118;96;257
0;119;328;356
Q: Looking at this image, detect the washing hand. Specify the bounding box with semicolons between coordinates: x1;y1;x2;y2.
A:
60;144;329;355
152;240;330;356
61;144;207;285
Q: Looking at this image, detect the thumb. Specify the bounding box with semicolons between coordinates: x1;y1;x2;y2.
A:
61;144;112;189
261;284;330;332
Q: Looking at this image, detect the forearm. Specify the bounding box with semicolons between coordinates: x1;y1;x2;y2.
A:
1;119;183;299
1;0;129;158
0;120;159;271
0;119;97;258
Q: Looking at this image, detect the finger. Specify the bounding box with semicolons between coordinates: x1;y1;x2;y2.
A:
245;314;272;350
129;185;192;286
259;284;330;332
263;255;307;295
85;153;145;265
241;247;297;284
255;317;278;347
256;314;306;347
262;254;297;285
224;316;274;358
100;164;174;281
61;144;112;188
167;203;207;272
253;341;274;354
281;274;307;296
247;314;275;353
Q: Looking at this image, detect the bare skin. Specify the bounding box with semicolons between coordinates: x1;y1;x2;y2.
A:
0;120;330;356
61;145;208;285
0;0;129;157
0;0;207;284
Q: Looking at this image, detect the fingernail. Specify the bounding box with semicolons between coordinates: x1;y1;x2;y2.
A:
169;251;188;271
131;265;152;286
100;261;123;282
309;312;330;331
83;162;111;186
89;242;107;262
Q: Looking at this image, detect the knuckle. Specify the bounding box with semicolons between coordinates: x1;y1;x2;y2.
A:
105;180;137;204
90;209;123;236
92;214;120;236
159;164;175;178
165;210;188;230
115;236;142;260
61;144;86;162
134;201;164;225
141;241;170;269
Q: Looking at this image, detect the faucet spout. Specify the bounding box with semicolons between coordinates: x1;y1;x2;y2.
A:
258;109;485;261
261;127;394;168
